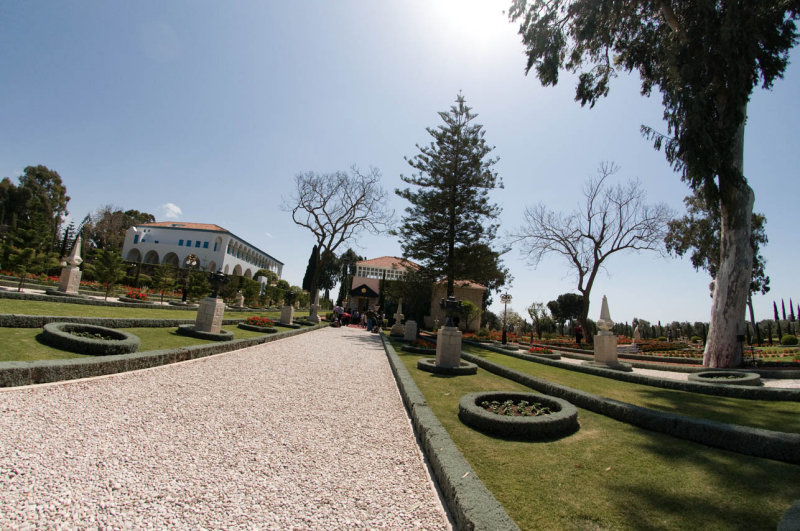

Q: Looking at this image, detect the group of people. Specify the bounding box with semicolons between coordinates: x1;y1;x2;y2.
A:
332;302;384;332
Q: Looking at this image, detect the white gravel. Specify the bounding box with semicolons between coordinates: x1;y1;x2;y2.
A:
0;326;450;529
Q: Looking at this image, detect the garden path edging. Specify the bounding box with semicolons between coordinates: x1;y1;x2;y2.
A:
465;341;800;401
379;333;519;531
461;352;800;465
0;323;327;388
0;314;246;328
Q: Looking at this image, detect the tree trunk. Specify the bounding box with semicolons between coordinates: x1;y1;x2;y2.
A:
703;114;754;368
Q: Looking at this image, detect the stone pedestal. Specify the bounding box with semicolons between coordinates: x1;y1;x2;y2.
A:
391;313;404;336
403;320;418;341
280;305;294;325
195;297;226;334
594;333;618;365
435;326;462;368
58;266;82;295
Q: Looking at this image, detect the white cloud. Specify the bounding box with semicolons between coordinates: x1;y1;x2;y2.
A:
264;231;273;239
161;203;182;219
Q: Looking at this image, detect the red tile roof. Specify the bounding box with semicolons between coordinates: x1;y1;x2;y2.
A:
437;279;487;290
356;256;420;270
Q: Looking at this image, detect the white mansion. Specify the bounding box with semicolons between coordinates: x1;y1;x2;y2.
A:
121;221;283;279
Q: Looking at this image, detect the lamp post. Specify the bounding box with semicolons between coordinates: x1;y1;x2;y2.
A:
500;292;512;344
182;254;198;303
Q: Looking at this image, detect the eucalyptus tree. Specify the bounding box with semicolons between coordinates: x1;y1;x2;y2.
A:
508;1;799;367
284;166;391;319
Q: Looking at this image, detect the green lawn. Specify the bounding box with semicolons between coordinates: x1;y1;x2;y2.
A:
0;325;273;362
0;298;282;319
464;345;800;434
391;343;800;529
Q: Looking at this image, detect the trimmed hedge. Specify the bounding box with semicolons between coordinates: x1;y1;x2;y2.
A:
42;323;140;356
417;358;478;375
237;322;278;334
0;314;245;328
459;391;578;440
0;323;328;387
688;371;762;387
176;324;234;341
0;290;198;310
461;352;800;464
379;333;519;531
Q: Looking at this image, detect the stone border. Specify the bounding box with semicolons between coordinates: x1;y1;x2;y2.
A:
42;323;141;356
0;323;328;388
461;352;800;464
417;358;478;375
379;333;519;531
470;341;800;401
237;323;278;334
176;324;234;341
464;340;561;361
0;315;246;328
458;391;578;440
688;371;762;386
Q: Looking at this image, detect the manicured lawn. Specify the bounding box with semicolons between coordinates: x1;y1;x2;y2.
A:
464;345;800;434
391;342;800;529
0;325;272;362
0;298;281;319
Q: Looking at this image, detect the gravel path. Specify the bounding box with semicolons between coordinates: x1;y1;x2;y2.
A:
0;326;450;529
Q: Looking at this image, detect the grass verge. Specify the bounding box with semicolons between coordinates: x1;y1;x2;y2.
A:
464;345;800;434
0;325;270;362
0;299;298;320
389;340;800;529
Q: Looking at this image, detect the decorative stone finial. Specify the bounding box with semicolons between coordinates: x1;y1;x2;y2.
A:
66;237;83;267
597;295;614;333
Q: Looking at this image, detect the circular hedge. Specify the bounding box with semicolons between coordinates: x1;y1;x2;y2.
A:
237;323;278;334
176;324;234;341
459;391;579;439
117;296;154;304
417;358;478;375
42;323;140;356
688;371;762;386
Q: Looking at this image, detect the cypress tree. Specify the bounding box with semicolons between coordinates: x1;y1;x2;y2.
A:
302;245;318;293
790;299;796;321
774;301;780;321
782;299;787;321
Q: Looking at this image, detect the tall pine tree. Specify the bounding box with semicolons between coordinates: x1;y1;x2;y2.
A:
395;94;505;297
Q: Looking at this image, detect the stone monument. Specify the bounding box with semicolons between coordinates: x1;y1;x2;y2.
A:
57;237;83;295
390;298;405;336
584;296;632;372
403;319;417;341
195;271;227;334
233;290;244;308
435;296;462;368
633;324;642;344
281;291;296;326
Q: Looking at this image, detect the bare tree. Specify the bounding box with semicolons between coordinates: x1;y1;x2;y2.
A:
283;165;393;321
511;163;673;339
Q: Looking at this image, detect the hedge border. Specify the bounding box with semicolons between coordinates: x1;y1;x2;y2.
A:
417;358;479;375
0;314;247;328
0;323;328;388
379;333;519;531
466;341;800;401
0;289;199;310
237;323;278;334
688;371;762;387
460;351;800;464
458;391;579;440
176;324;234;341
42;323;141;356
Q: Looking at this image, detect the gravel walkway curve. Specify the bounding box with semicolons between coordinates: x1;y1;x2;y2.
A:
0;326;450;529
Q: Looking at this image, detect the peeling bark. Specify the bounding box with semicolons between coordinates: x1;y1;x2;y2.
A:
703;107;754;368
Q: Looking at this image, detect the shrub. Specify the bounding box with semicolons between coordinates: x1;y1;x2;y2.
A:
690;336;703;342
781;334;799;346
476;328;490;338
656;336;668;342
246;316;274;328
125;289;149;301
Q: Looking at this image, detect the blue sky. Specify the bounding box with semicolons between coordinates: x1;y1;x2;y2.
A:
2;1;798;325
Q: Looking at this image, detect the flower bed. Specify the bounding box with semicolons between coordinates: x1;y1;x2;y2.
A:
458;391;578;439
41;323;141;355
403;339;436;354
